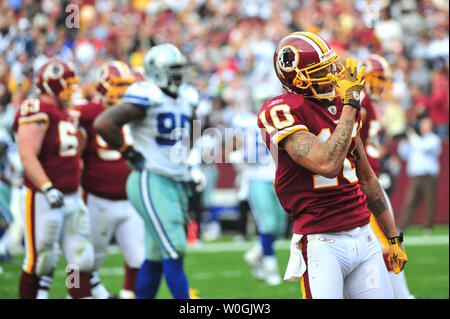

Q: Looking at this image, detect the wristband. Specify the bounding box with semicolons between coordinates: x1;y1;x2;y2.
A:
343;99;360;111
118;143;129;153
388;232;403;244
40;182;53;193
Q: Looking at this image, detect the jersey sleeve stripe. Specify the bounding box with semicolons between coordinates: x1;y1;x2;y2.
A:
271;125;308;145
18;113;50;126
123;94;149;101
122;97;151;108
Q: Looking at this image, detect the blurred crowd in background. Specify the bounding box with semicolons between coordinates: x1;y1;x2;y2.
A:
1;0;449;134
1;0;449;241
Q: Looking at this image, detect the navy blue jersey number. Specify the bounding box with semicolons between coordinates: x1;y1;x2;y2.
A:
156;112;190;146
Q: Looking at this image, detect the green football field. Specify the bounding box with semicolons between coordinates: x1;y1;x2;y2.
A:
0;225;448;299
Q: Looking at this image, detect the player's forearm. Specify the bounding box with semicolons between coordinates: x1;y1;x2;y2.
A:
360;177;399;238
94;103;145;151
19;153;51;191
285;106;357;178
94;117;125;150
321;105;358;173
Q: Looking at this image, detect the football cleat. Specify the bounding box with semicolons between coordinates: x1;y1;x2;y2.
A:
244;244;264;280
262;256;282;286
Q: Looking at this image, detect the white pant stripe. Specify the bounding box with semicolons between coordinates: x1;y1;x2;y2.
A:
140;170;179;259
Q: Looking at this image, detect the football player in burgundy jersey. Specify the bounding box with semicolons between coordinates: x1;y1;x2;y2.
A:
14;60;95;299
73;61;145;298
257;32;407;298
360;54;414;299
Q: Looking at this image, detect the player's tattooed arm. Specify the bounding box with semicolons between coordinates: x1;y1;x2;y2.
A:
354;135;400;238
283;107;356;178
285;130;316;157
94;102;145;150
323;118;355;167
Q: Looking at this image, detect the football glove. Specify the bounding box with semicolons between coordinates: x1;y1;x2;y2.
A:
388;233;408;274
327;58;366;110
121;145;145;171
41;183;64;209
190;167;206;192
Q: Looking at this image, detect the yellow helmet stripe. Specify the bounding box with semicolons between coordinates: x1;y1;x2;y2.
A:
286;34;323;60
295;32;330;54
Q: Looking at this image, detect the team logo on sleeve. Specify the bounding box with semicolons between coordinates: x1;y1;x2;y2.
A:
277;45;299;72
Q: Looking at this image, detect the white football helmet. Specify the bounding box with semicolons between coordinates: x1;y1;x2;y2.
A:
143;43;188;95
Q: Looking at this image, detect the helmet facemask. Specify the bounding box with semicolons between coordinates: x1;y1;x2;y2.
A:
59;76;83;106
293;53;344;99
103;77;135;105
365;71;393;101
144;43;191;96
166;63;193;95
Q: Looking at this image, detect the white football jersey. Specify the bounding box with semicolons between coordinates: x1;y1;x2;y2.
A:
122;81;199;181
230;112;276;182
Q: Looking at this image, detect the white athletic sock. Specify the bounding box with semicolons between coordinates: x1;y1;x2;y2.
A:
90;271;111;299
36;275;53;299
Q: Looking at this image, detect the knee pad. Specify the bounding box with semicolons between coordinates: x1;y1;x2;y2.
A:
35;246;59;277
70;239;95;273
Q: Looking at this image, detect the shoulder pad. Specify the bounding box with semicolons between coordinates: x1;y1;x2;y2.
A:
123;81;163;108
180;84;200;106
263;93;305;111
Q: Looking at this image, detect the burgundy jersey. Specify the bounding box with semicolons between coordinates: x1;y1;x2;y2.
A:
359;89;381;176
75;102;131;200
13;98;81;194
257;93;370;235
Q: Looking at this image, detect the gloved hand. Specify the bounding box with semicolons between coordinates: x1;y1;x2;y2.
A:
327;58;366;110
388;233;408;274
228;150;244;164
190;167;206;192
121;145;145;171
41;183;64;209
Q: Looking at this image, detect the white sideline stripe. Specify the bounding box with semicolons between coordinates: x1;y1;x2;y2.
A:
106;235;450;254
184;235;449;253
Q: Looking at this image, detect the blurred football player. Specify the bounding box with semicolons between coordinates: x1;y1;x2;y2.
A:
0;130;22;263
94;43;203;299
14;60;95;298
360;54;414;299
0;137;13;262
228;84;287;286
132;67;146;82
73;60;145;299
257;32;407;298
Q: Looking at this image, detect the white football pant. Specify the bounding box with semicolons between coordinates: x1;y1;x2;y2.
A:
86;193;145;270
299;223;394;299
21;188;94;276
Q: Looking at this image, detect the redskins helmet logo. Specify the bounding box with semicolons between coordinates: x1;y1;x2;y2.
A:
98;65;109;81
43;62;64;80
277;45;299;72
